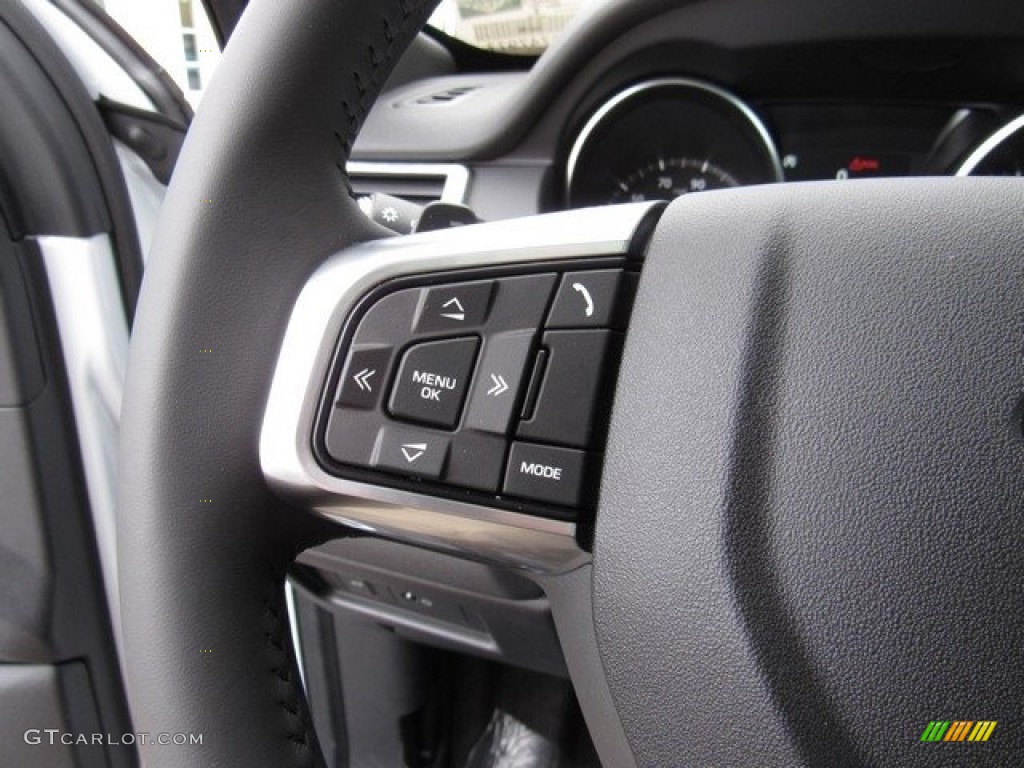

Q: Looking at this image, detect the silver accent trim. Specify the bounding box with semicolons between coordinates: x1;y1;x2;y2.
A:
954;113;1024;176
37;234;129;653
261;203;658;574
566;77;784;204
348;161;471;204
284;580;307;692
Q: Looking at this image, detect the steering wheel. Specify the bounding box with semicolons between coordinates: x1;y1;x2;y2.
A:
119;0;1024;765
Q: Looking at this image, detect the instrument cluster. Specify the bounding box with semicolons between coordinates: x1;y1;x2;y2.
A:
564;78;1024;207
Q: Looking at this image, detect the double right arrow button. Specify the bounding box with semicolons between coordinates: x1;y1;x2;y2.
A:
463;330;534;435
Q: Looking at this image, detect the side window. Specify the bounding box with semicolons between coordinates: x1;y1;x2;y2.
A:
94;0;221;107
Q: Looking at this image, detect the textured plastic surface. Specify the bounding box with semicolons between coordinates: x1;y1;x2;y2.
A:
594;178;1024;766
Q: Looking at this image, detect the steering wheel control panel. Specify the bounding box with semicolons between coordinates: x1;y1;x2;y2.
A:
315;262;638;520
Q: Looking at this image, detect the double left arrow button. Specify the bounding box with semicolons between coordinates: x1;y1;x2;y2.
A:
336;346;393;409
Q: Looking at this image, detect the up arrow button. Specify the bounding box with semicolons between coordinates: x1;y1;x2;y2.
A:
440;297;466;321
415;281;493;333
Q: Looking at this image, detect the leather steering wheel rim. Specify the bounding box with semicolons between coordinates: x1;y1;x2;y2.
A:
118;1;438;764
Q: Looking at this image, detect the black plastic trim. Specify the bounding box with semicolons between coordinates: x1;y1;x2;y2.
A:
98;97;187;186
0;19;109;240
0;2;143;320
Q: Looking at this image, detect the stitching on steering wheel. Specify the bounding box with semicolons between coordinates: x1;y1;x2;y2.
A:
270;1;437;760
263;563;322;765
335;0;435;184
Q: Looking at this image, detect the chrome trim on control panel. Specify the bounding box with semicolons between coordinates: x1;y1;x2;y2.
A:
284;580;308;691
260;203;659;574
348;161;471;204
566;77;784;204
37;234;129;653
954;113;1024;176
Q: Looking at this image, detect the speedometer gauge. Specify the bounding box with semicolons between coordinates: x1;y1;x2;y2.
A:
566;78;782;207
610;157;740;202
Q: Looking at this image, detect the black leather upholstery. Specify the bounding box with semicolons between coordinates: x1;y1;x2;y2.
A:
118;1;438;764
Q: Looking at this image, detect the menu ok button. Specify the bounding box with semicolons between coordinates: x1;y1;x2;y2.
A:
389;337;479;429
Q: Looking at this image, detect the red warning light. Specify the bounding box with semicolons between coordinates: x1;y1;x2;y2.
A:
848;156;880;173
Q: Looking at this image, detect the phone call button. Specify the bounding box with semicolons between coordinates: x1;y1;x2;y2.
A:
545;269;635;329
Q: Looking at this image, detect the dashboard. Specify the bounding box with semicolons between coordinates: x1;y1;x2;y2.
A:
354;0;1024;222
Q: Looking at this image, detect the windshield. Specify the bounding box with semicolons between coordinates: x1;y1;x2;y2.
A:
430;0;586;55
96;0;219;107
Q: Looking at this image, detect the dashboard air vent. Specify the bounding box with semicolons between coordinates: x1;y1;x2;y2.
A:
348;162;470;205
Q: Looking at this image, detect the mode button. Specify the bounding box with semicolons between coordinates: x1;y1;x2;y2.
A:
503;442;590;508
